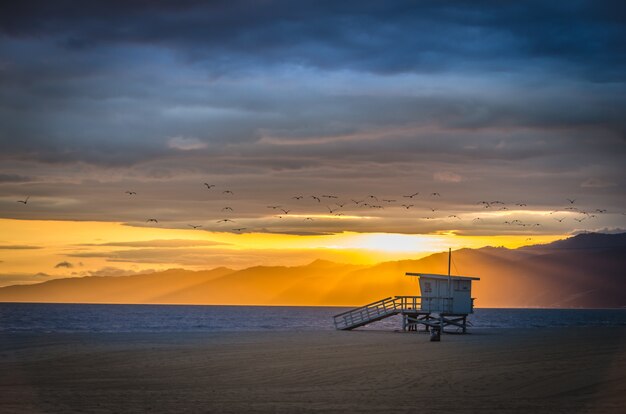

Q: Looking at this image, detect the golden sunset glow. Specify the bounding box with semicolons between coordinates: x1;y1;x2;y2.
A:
0;218;565;287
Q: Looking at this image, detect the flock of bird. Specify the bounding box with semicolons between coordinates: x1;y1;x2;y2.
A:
15;184;619;234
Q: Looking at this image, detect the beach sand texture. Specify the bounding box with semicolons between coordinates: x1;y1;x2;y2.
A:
1;328;625;413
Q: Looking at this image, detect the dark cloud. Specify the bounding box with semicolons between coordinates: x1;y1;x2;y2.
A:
0;1;625;236
0;174;32;183
0;244;41;250
82;239;230;248
1;1;624;76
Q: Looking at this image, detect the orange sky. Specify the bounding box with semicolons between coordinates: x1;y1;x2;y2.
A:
0;218;566;287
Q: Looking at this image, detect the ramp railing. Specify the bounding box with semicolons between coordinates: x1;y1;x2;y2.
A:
333;296;401;330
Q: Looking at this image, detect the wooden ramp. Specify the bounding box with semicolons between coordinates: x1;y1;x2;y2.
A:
333;297;402;330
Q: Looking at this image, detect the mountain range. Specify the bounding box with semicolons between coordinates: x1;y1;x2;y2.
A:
1;232;624;308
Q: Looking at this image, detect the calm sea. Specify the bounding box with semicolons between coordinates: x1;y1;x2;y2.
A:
1;303;625;333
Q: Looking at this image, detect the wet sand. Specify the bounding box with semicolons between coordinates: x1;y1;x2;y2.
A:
1;328;625;413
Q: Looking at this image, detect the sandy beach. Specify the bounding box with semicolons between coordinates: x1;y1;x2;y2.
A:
1;327;624;413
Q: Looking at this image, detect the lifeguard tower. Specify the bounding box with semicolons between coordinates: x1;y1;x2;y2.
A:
333;249;480;334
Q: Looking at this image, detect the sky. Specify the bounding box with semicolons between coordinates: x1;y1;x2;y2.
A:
0;1;625;285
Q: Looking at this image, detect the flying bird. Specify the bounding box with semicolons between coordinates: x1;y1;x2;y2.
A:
429;207;437;212
217;219;235;223
267;205;281;209
146;218;158;223
125;191;137;195
223;190;234;195
403;192;419;198
401;204;413;209
382;199;396;203
554;218;565;223
367;195;378;201
327;206;338;214
304;217;314;221
17;196;30;204
232;228;247;232
573;217;585;223
221;207;233;212
515;203;527;207
448;215;460;219
188;224;202;229
567;198;576;204
204;183;215;189
280;209;291;214
336;202;347;208
292;196;304;200
311;196;321;203
321;195;338;199
595;209;607;213
430;192;441;197
352;199;364;205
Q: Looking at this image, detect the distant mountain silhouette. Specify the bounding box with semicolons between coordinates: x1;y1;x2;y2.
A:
521;232;626;251
1;233;624;308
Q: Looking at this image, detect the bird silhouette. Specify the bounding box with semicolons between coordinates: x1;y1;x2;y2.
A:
280;209;291;214
267;205;281;209
327;206;338;214
304;217;314;221
448;215;460;219
352;199;364;205
292;196;304;200
403;192;419;198
321;195;338;199
431;192;441;197
567;198;576;204
382;199;396;203
336;202;347;208
223;190;234;195
188;224;202;229
401;204;413;209
472;217;482;222
125;191;137;195
17;196;30;204
429;207;437;212
232;228;246;232
595;209;607;213
217;219;235;223
573;217;585;222
515;203;527;207
367;195;378;201
222;207;233;212
554;218;565;223
146;218;158;223
204;183;215;189
311;196;321;203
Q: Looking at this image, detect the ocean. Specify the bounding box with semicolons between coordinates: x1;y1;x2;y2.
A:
1;303;625;333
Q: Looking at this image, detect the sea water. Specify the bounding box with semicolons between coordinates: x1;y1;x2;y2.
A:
1;303;625;333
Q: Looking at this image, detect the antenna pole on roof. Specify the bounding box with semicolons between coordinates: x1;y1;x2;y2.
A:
447;248;452;306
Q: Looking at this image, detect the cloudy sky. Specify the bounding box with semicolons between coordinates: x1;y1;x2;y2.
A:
0;1;625;283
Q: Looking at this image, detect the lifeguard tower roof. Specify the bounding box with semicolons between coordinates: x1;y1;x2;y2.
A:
405;273;480;281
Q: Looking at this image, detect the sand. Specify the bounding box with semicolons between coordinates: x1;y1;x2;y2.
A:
1;328;625;413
